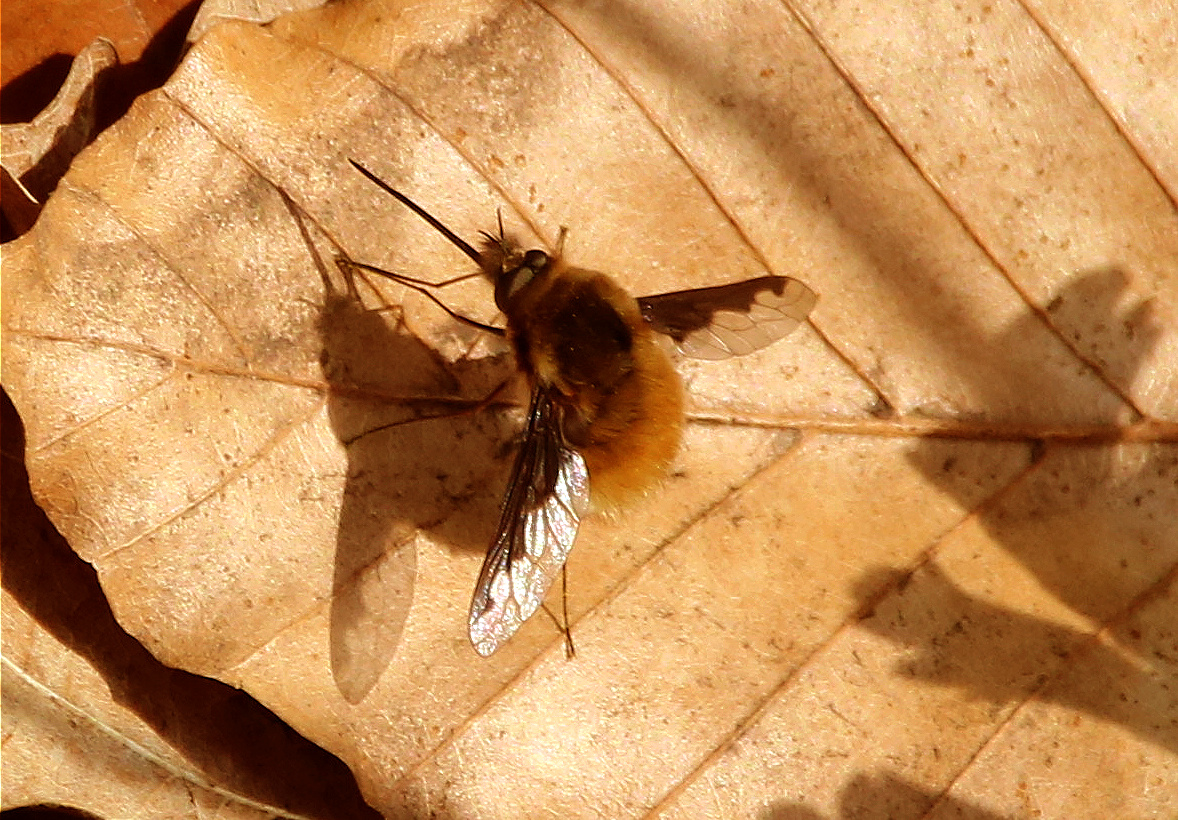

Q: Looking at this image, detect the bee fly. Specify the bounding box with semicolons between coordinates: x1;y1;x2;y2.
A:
345;159;817;657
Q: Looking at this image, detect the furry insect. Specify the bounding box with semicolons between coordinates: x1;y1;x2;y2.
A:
345;160;817;656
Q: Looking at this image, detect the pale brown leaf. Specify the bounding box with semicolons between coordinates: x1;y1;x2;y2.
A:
3;0;1176;817
2;598;342;820
0;397;382;819
1;38;117;234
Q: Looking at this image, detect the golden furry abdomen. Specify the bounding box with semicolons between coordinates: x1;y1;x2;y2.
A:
505;264;685;512
576;328;683;512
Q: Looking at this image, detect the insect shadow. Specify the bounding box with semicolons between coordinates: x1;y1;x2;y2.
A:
312;237;518;703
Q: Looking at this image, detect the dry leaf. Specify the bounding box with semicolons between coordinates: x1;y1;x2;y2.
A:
189;0;330;44
1;38;117;234
3;0;1176;817
0;395;383;819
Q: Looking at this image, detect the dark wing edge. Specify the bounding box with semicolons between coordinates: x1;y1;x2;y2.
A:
468;386;590;656
638;275;817;360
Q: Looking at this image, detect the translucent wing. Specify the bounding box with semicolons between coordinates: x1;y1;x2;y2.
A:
469;386;590;656
638;275;817;360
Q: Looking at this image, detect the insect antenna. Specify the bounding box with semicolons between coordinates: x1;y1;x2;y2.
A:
349;159;482;265
346;159;508;337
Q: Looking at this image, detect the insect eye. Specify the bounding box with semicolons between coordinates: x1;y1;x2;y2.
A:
494;248;552;310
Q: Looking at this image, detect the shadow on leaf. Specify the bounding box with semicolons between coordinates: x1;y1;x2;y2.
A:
856;267;1177;754
0;391;381;820
306;221;516;702
762;770;1011;819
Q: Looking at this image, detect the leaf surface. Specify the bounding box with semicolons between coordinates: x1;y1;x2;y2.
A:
3;0;1176;816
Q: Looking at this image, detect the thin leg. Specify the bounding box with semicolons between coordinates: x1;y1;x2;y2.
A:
561;564;576;659
335;257;505;337
538;564;575;659
341;378;516;448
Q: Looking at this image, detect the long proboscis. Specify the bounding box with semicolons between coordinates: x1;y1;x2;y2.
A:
349;159;483;265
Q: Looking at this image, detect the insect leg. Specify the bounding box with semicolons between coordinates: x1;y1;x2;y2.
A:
335;257;505;337
561;564;575;659
339;376;516;448
540;565;576;659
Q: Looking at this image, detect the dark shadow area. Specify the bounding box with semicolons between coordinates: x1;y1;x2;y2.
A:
761;770;1013;819
1;0;201;242
908;268;1167;616
2;808;104;820
87;0;202;134
759;804;824;820
1;53;75;124
839;771;1011;820
309;236;516;701
855;562;1177;755
0;0;199;129
1;390;382;819
854;269;1178;755
1;48;98;241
